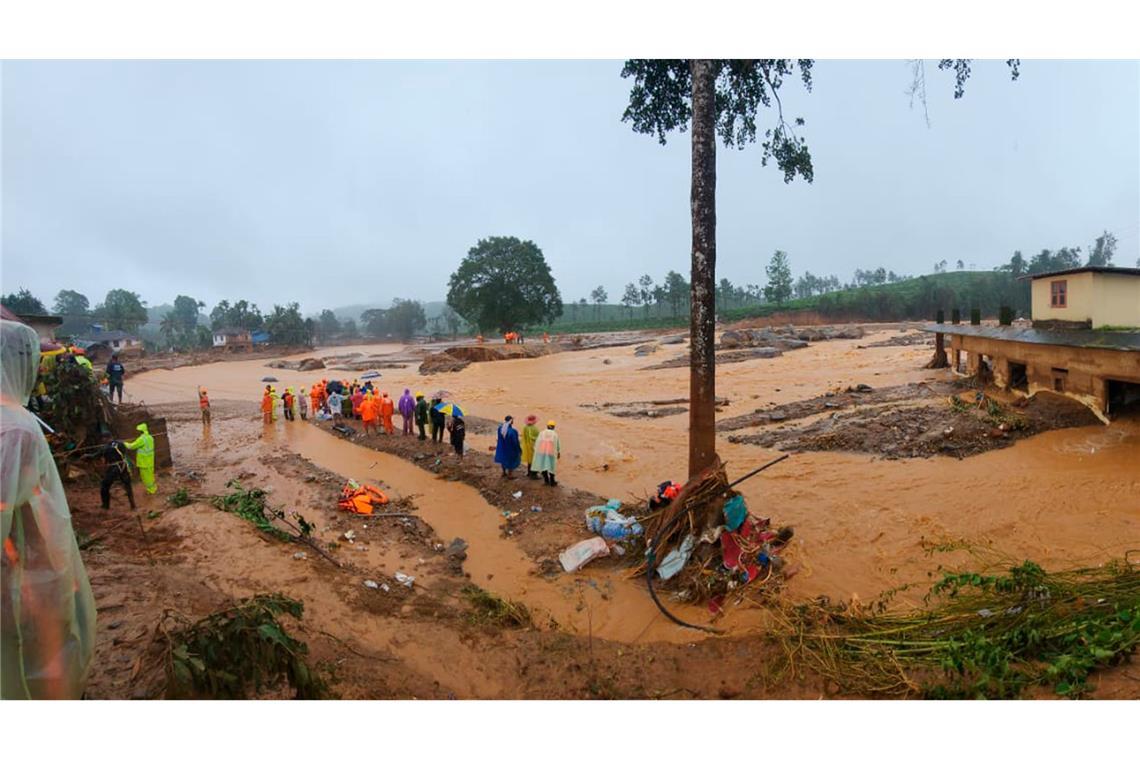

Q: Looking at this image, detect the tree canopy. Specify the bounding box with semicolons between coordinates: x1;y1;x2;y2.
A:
53;289;90;316
764;250;793;305
210;299;264;331
361;299;428;340
1;288;48;315
95;289;148;331
264;303;312;346
446;236;562;332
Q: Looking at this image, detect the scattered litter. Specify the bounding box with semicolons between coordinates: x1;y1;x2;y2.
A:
977;608;994;618
611;544;626;556
512;491;523;499
363;580;379;590
559;537;610;572
380;583;390;592
395;572;415;588
723;494;747;532
530;505;542;512
292;551;308;560
342;529;356;542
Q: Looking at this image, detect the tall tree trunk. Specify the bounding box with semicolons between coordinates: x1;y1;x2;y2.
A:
688;59;717;477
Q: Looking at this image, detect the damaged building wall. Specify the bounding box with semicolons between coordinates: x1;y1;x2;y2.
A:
947;333;1139;419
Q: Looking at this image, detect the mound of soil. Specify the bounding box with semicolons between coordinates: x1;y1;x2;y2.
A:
583;397;731;419
860;331;933;349
643;346;784;371
728;392;1102;459
719;329;809;351
265;357;327;371
418;344;562;375
718;381;956;432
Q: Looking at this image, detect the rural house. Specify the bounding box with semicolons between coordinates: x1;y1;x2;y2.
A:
212;327;253;350
924;266;1140;420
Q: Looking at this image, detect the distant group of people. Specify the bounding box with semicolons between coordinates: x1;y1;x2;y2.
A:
493;414;561;486
253;375;562;484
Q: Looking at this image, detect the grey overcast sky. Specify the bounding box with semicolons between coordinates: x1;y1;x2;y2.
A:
2;60;1137;314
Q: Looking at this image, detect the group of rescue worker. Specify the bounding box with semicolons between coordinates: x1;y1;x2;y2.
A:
493;414;562;485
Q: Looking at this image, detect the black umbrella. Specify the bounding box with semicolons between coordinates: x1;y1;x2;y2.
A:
261;376;278;383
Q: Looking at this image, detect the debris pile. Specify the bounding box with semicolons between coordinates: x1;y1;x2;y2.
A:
635;458;795;625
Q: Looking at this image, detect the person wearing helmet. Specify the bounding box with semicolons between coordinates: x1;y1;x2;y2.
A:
532;420;561;486
1;319;96;698
124;422;157;495
414;392;429;440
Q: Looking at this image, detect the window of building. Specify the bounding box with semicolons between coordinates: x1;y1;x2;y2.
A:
1050;280;1067;307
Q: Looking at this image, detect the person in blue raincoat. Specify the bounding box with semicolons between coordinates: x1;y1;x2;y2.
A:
494;415;522;478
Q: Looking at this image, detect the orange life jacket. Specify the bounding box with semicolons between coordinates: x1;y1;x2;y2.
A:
337;484;389;515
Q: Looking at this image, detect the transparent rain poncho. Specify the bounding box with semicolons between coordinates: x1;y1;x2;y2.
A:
1;320;96;698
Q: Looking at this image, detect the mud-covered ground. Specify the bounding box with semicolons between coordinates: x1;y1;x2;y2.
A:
726;385;1103;459
70;324;1140;699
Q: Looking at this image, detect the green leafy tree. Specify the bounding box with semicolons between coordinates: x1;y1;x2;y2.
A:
210;299;263;331
264;303;311;346
386;299;427;340
764;251;793;305
663;270;688;317
2;288;48;315
447;236;562;332
621;282;641;320
638;274;655;318
53;289;90;317
94;289;148;332
590;286;608;321
316;309;341;342
342;319;359;339
1087;231;1117;267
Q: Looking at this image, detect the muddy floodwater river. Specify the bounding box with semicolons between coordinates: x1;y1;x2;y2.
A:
127;332;1140;643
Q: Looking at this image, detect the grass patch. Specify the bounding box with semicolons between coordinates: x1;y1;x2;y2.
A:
461;585;533;628
168;487;193;507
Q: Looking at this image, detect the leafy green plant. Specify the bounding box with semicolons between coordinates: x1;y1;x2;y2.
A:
157;593;326;699
773;554;1140;699
211;481;338;566
168;487;192;507
461;585;533;628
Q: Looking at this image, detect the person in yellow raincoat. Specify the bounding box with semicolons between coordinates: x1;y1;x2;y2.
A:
521;414;540;479
1;320;96;698
125;422;157;494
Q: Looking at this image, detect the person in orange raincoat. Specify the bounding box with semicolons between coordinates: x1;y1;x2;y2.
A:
310;384;322;416
360;391;379;435
260;386;274;424
380;391;395;434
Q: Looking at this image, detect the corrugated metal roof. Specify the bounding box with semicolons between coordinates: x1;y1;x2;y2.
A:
921;323;1140;352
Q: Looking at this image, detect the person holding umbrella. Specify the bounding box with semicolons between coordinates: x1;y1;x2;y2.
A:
436;401;466;459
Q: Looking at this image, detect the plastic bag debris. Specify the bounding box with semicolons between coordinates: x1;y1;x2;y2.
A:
395;572;415;588
363;580;379;589
559;536;610;572
656;535;696;580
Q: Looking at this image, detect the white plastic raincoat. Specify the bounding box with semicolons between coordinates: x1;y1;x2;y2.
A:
1;320;96;698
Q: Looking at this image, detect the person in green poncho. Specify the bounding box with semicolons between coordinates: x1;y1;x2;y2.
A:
124;422;157;494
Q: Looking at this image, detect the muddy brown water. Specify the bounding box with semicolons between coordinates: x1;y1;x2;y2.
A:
127;334;1140;642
